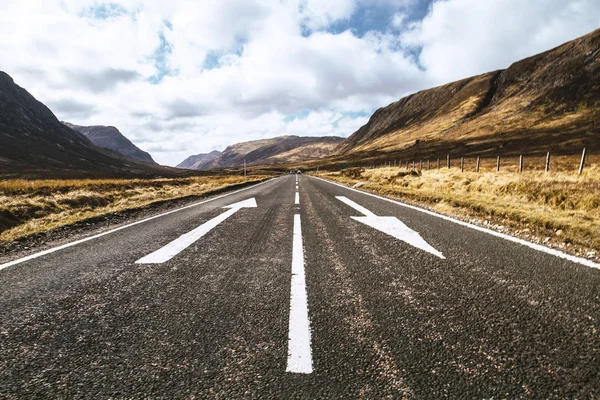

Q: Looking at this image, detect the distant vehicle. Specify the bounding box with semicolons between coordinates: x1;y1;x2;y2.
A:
289;170;295;174
296;170;302;174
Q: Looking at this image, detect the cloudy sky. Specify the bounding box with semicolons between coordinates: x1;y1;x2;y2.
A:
1;0;599;165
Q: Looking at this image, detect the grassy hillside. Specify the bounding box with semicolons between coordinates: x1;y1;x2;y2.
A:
330;28;600;167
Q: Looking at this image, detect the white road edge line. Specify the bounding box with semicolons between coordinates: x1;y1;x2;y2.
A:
0;179;275;271
295;192;300;205
286;214;313;374
313;176;600;270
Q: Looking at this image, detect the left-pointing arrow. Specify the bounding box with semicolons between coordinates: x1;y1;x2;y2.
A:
336;196;445;259
136;198;257;264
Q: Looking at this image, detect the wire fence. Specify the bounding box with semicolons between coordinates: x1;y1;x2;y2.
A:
347;148;596;175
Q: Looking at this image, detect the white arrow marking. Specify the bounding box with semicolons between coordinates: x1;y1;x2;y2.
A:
336;196;445;259
136;198;257;264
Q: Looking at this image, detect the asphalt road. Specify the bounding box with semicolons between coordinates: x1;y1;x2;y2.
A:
1;175;599;399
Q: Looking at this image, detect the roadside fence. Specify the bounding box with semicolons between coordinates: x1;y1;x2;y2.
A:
349;148;594;175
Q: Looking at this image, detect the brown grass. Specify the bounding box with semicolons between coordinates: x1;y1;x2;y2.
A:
317;157;600;260
0;175;269;242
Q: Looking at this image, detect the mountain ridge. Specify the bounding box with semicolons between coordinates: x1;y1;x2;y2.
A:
179;135;344;170
334;27;600;160
0;70;187;179
177;150;221;170
63;122;157;165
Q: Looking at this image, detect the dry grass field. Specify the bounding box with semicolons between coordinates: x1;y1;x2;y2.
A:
316;154;600;260
0;175;268;242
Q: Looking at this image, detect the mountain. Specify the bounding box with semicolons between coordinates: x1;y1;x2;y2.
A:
177;150;221;170
179;136;344;170
335;28;600;160
0;71;184;179
63;122;157;164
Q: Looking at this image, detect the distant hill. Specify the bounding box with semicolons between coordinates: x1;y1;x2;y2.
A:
63;122;157;164
179;136;344;170
334;28;600;160
0;71;185;179
177;150;221;170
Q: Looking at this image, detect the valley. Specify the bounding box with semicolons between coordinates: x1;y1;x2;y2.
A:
1;5;599;398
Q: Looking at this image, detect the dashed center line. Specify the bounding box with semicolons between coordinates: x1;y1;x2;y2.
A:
295;192;300;204
286;214;313;374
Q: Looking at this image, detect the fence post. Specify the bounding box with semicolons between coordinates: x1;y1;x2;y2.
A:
427;159;430;170
579;148;587;175
519;155;523;173
437;158;440;170
460;157;464;172
476;156;480;172
419;160;423;170
497;156;500;172
545;152;550;173
412;161;415;171
447;155;450;169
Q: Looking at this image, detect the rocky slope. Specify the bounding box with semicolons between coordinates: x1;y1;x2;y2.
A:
63;122;157;164
0;71;184;179
180;136;343;170
177;150;221;170
335;28;600;160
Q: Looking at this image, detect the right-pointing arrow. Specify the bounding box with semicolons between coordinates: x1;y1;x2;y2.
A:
336;196;445;259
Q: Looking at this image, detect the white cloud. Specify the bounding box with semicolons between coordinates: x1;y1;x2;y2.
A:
391;12;409;29
0;0;598;166
402;0;600;84
299;0;356;30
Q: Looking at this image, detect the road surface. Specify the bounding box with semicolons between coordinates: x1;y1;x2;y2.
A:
1;175;599;398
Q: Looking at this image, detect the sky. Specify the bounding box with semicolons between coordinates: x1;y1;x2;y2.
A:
1;0;599;166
